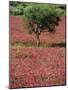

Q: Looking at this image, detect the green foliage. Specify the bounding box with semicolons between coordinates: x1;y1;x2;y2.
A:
9;1;27;15
10;5;24;15
9;1;66;16
23;4;62;33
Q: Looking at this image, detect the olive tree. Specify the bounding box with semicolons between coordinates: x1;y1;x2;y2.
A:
23;4;61;47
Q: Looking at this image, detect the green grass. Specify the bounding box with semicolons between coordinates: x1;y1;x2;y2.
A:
11;41;66;48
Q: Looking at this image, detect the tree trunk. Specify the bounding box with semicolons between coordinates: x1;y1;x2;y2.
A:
34;24;40;47
36;33;40;47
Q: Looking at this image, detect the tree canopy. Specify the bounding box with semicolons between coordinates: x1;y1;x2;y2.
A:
23;5;61;33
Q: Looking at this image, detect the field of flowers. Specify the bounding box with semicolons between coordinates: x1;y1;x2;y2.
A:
10;16;66;89
10;16;66;47
10;48;66;88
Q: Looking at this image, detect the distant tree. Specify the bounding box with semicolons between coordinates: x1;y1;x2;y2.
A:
9;1;27;15
23;4;61;47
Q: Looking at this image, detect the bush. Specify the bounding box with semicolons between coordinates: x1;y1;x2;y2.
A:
10;6;24;15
